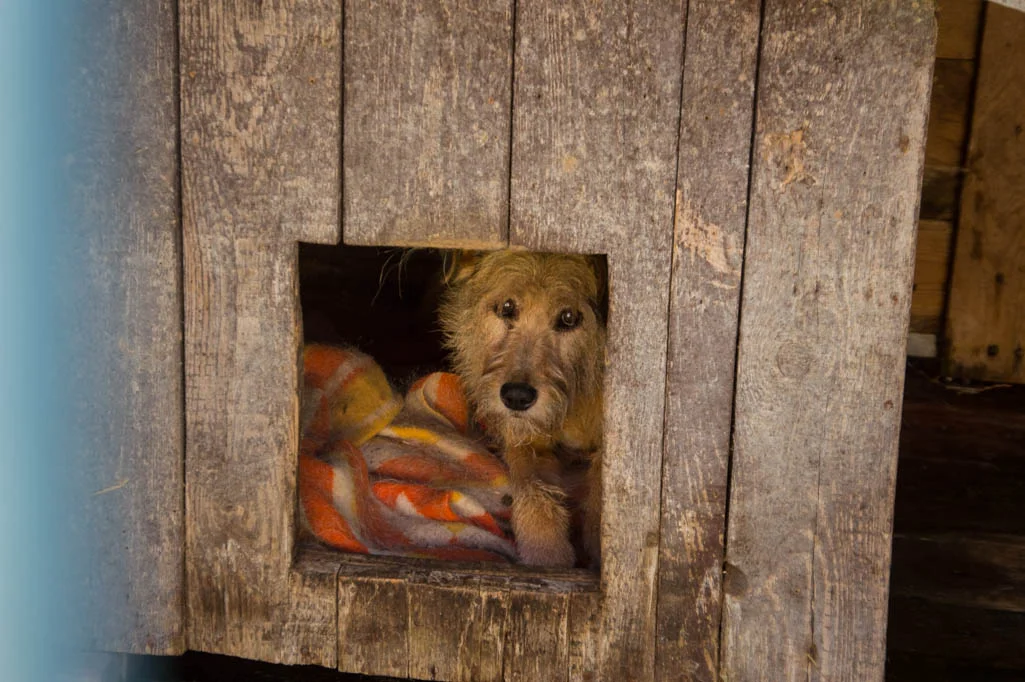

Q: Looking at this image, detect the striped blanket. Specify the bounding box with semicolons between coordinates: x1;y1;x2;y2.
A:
299;344;517;562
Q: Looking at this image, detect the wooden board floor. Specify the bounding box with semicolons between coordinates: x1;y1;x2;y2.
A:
886;360;1025;682
91;361;1025;682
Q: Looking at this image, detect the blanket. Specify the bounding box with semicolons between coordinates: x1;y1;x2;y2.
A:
299;344;518;562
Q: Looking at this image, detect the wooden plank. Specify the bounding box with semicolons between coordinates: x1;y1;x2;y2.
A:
511;3;684;678
919;166;962;220
887;596;1025;670
926;59;975;168
408;583;488;681
945;3;1025;384
502;592;570;682
890;533;1025;613
67;0;184;655
720;2;935;681
338;577;409;678
656;2;761;681
893;457;1025;536
180;0;340;246
910;220;954;334
567;592;600;682
343;0;512;248
180;1;342;664
936;0;983;60
334;555;602;681
885;651;1025;682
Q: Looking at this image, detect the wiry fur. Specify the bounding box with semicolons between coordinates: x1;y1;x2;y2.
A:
440;251;605;567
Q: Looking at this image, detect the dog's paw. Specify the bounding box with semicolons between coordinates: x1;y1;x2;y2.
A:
517;535;576;568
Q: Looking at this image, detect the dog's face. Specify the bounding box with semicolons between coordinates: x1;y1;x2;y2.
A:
440;251;605;446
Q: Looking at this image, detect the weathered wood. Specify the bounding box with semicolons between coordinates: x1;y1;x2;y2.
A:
408;584;487;681
334;554;596;681
67;0;184;655
945;2;1025;384
502;592;570;682
721;2;935;681
337;577;409;678
180;0;341;664
511;2;684;678
566;592;600;682
936;0;983;60
181;0;340;246
343;0;512;248
926;59;975;168
910;220;954;334
656;2;761;680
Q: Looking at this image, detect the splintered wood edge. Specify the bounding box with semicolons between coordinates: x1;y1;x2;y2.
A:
321;545;599;594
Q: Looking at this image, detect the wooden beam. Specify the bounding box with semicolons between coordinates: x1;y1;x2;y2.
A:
180;1;341;664
945;2;1025;384
720;2;935;681
656;1;761;680
343;0;513;249
70;0;184;655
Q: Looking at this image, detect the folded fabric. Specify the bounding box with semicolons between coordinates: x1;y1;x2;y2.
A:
299;344;517;562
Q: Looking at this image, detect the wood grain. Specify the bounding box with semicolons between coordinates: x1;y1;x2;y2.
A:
180;0;340;246
936;0;983;60
343;0;512;248
408;583;487;681
919;166;962;220
334;555;592;681
721;2;935;681
337;577;409;677
656;2;761;680
926;59;975;168
910;220;954;334
945;3;1025;384
511;2;685;678
68;0;184;655
502;592;570;682
180;1;341;665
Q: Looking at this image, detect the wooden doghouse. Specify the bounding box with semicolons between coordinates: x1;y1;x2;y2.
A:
79;1;936;680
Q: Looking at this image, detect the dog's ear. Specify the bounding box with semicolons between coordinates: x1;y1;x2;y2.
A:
585;254;609;322
441;250;484;285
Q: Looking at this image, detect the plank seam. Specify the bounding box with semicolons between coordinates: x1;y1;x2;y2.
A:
653;0;691;676
717;0;768;674
172;0;189;652
504;0;519;250
338;0;346;246
938;0;985;355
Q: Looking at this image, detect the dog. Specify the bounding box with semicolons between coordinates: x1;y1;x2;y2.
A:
439;250;605;568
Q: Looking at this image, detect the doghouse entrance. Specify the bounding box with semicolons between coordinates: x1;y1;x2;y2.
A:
297;243;608;576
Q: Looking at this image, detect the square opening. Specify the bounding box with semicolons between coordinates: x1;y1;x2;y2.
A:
297;243;607;587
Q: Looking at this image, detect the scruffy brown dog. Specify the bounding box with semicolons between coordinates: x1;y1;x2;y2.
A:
440;251;605;568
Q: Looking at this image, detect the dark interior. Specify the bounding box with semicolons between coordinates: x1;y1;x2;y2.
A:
299;244;452;387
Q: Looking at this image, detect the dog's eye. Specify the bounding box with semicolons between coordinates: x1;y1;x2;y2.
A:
556;308;581;331
496;299;518;320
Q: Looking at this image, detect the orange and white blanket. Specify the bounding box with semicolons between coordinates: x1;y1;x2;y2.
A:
299;344;517;562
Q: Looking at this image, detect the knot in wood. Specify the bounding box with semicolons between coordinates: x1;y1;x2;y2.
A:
775;341;813;378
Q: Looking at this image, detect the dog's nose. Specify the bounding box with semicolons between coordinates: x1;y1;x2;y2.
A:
500;382;538;411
